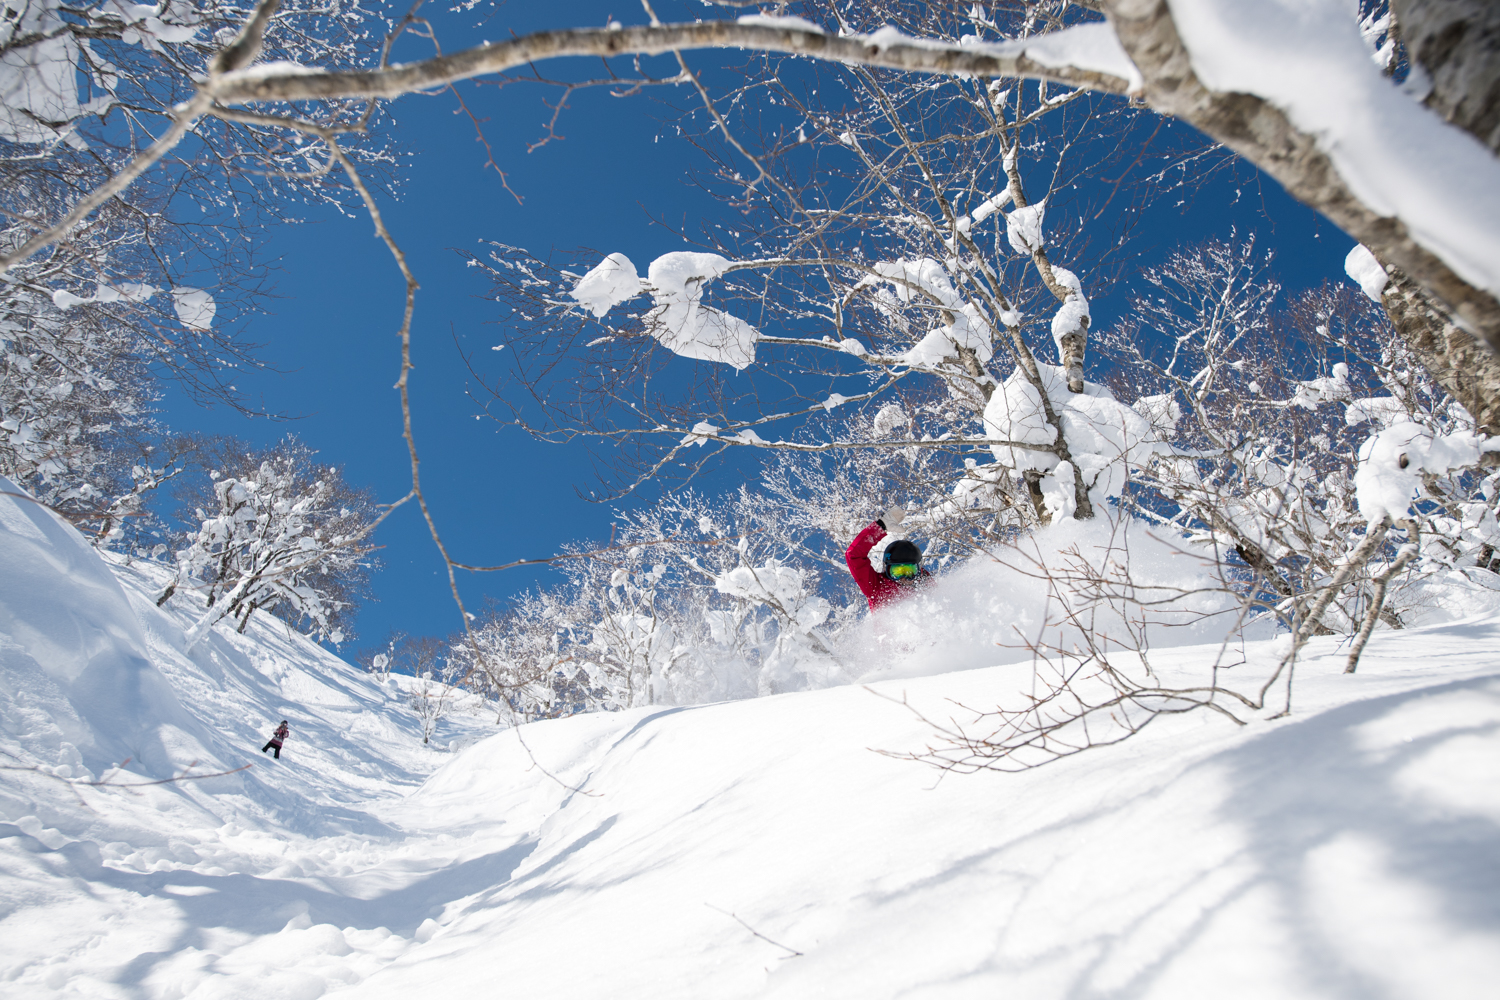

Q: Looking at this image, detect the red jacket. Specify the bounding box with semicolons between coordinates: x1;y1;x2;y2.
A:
845;522;927;610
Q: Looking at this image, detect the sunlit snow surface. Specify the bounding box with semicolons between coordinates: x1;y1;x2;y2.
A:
2;485;1499;998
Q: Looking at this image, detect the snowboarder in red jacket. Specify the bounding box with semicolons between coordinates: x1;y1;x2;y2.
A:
846;507;929;610
261;720;290;760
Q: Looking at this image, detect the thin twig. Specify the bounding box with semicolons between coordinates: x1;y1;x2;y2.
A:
705;904;803;957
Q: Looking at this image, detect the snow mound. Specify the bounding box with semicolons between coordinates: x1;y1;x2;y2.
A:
373;620;1500;999
0;474;200;778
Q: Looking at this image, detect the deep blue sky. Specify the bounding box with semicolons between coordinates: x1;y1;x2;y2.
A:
160;1;1357;649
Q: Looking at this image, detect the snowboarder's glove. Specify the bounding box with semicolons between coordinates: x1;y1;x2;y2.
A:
880;506;906;531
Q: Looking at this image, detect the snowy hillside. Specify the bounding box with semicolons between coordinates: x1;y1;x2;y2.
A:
2;481;1499;998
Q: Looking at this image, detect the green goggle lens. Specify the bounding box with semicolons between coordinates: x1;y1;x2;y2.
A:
888;562;919;579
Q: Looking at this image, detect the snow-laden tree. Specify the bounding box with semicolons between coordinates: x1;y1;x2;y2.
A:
0;3;1494;629
0;0;396;271
474;1;1173;526
452;488;864;714
451;589;603;722
77;0;1491;366
1;0;1496;747
389;635;461;745
0;0;397;529
0;255;243;535
1103;237;1500;645
157;436;380;649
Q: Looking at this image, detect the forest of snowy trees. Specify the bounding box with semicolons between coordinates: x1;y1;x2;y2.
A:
3;0;1499;761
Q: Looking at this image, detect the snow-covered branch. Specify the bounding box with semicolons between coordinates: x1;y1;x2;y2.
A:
208;19;1137;105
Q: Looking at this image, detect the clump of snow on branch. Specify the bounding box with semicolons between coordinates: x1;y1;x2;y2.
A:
646;250;758;369
1344;244;1389;302
1019;20;1145;92
779;19;1143;94
1344;395;1411;429
0;0;108;146
1130;394;1182;439
1048;266;1090;354
51;282;216;331
571;251;759;369
734;14;826;34
171;288;217;332
864;259;994;365
1287;362;1352;409
1353;422;1500;522
569;252;642;318
983;364;1162;515
1006;199;1046;255
872;403;909;436
680;421;720;447
954;186;1013;236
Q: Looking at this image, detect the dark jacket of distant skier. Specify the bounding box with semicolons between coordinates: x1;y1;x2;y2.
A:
261;721;290;759
846;507;930;611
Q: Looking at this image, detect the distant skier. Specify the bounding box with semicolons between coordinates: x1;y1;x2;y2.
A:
261;720;290;760
846;506;929;610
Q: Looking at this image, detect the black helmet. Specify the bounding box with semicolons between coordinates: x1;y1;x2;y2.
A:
883;539;922;569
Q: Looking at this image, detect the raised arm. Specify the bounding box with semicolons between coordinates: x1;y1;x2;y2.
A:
845;521;888;602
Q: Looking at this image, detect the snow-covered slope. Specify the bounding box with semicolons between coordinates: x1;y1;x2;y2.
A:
2;480;1498;998
0;479;494;996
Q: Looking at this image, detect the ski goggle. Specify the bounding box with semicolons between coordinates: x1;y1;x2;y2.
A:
888;562;920;579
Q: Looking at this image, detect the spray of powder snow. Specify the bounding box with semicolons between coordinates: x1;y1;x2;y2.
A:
834;517;1271;683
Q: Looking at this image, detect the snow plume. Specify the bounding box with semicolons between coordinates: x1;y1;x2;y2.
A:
1353;421;1500;522
982;364;1163;515
838;516;1259;682
715;560;843;695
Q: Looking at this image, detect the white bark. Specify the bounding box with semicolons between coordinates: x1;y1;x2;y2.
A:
206;20;1136;105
